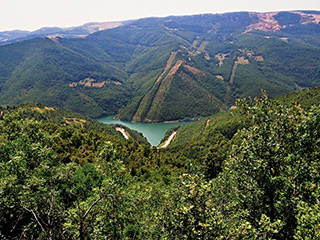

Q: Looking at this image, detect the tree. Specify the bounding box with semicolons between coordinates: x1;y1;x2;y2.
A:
222;91;320;238
0;110;64;239
63;142;133;239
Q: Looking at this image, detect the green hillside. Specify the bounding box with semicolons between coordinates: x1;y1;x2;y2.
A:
1;11;320;121
1;89;320;238
277;84;320;108
166;85;320;173
0;38;129;117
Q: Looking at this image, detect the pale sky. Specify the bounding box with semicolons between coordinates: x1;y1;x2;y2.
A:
1;0;320;31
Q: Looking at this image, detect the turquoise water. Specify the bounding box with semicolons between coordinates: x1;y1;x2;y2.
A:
96;116;191;146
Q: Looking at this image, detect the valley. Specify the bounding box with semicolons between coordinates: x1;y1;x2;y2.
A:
1;10;320;237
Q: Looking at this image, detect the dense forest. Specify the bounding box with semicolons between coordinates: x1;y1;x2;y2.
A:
1;88;320;239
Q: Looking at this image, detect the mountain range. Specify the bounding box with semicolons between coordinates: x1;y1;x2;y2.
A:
1;11;320;122
0;21;132;45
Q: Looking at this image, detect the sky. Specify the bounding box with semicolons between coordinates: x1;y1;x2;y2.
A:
1;0;320;31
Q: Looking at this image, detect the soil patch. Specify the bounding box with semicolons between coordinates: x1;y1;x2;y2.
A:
184;65;205;75
216;75;224;81
215;53;229;67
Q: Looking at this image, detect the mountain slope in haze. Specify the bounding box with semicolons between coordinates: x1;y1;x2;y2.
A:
0;21;131;45
1;11;320;121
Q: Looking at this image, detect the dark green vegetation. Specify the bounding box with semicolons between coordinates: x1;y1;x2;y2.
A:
1;87;320;238
2;11;320;121
277;84;320;109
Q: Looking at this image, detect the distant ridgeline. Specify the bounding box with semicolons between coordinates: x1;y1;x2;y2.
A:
1;11;320;122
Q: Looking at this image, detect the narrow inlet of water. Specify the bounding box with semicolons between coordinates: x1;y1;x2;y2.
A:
96;116;191;146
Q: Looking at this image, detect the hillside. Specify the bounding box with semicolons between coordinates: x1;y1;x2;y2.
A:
165;85;320;166
277;84;320;108
0;38;130;117
1;102;149;144
1;11;320;121
1;89;320;238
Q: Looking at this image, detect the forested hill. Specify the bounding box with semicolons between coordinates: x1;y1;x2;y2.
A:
167;85;320;155
2;11;320;121
1;88;320;238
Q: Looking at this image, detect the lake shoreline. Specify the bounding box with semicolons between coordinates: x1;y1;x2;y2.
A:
94;115;201;124
96;115;192;146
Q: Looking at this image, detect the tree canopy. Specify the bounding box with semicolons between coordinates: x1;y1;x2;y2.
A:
1;94;320;238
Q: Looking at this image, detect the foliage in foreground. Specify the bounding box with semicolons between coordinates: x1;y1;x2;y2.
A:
1;93;320;239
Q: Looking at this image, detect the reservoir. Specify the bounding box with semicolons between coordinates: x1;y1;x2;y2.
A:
96;116;191;146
